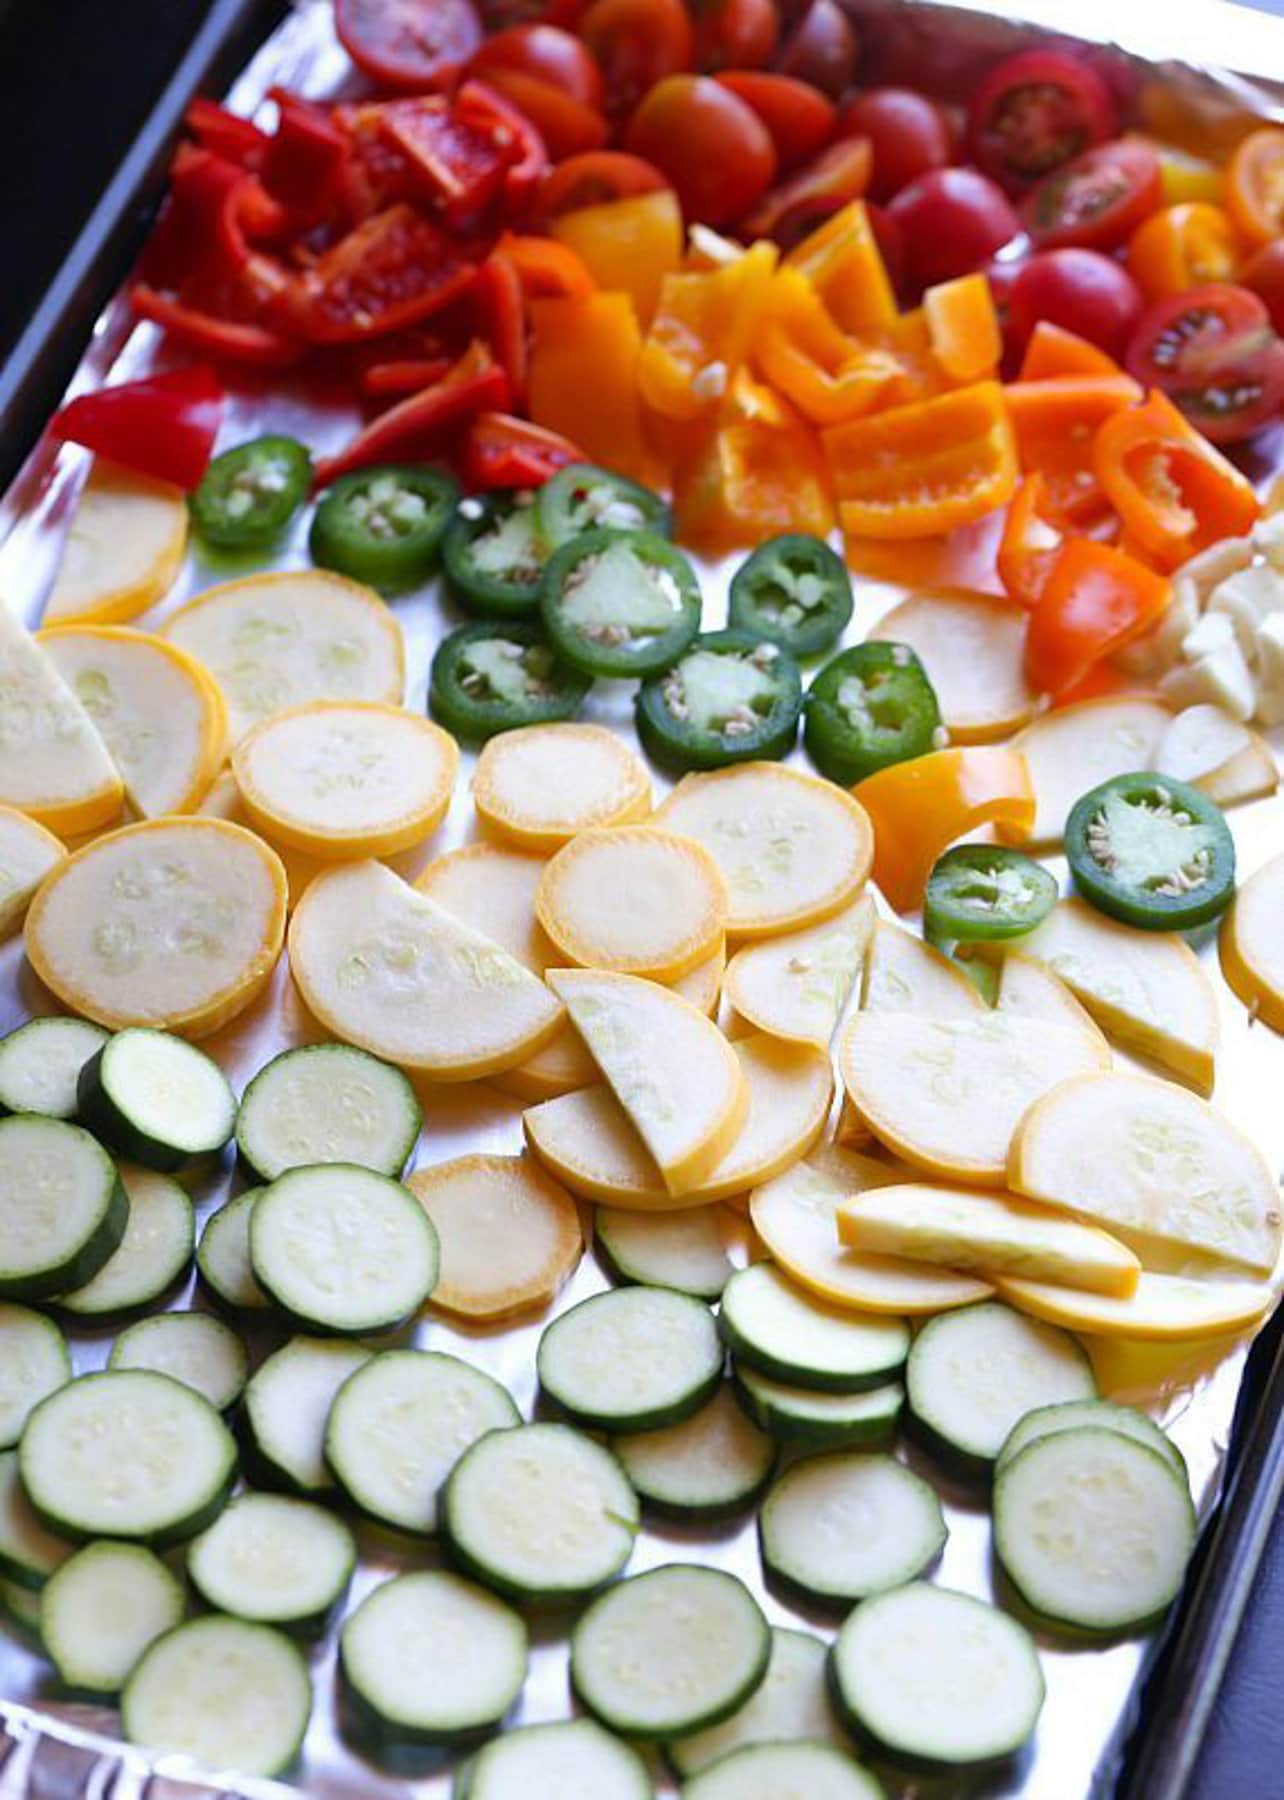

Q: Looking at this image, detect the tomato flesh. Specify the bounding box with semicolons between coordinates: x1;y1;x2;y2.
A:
1126;283;1284;443
836;88;950;202
968;49;1115;192
335;0;482;90
1022;139;1162;251
886;168;1020;289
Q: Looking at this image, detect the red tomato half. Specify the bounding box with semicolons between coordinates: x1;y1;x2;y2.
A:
695;0;780;72
536;150;668;221
468;24;603;106
1022;139;1162;251
886;167;1020;289
774;0;858;98
1242;240;1284;336
625;74;777;227
836;88;951;202
473;67;608;160
581;0;694;123
1008;247;1144;361
334;0;482;90
715;71;834;170
968;49;1115;192
1126;283;1284;443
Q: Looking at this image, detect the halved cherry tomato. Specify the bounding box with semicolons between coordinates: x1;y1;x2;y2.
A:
887;168;1019;290
745;138;870;240
967;50;1115;193
467;23;603;104
1127;202;1239;301
694;0;780;72
626;75;777;228
473;66;608;160
716;71;834;170
479;0;584;24
1022;139;1162;251
1227;127;1284;246
1008;248;1144;361
1241;238;1284;335
536;151;667;223
288;206;477;344
775;0;858;99
580;0;693;123
334;0;482;91
1125;283;1284;444
836;88;951;202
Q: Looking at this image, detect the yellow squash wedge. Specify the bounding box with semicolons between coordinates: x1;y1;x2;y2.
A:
1221;851;1284;1034
993;952;1109;1050
44;460;186;627
996;1267;1274;1341
415;843;555;972
1003;697;1172;849
473;723;650;851
536;827;726;981
723;894;874;1048
862;919;985;1015
0;606;122;835
407;1154;582;1320
870;588;1036;743
0;808;65;938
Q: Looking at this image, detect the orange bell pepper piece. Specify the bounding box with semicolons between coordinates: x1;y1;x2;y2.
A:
753;269;902;425
854;747;1036;913
923;274;1001;384
673;367;834;552
1093;389;1261;569
784;199;897;336
528;291;658;486
823;380;1018;540
638;240;778;423
1126;202;1240;300
1024;538;1171;698
1016;321;1123;381
998;474;1066;608
550;188;683;327
495;232;596;300
1006;375;1142;528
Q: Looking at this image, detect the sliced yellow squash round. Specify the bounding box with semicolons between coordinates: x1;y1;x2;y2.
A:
839;1011;1109;1184
0;609;122;835
994;953;1109;1051
25;818;286;1037
1002;698;1172;849
407;1154;582;1320
749;1147;993;1315
723;894;874;1048
536;827;726;981
547;968;747;1195
232;702;457;859
871;588;1036;742
39;627;227;820
996;1267;1274;1341
652;763;873;938
196;772;326;910
44;460;186;627
415;843;554;972
834;1094;875;1150
163;571;405;744
473;723;650;851
1010;1070;1281;1275
836;1183;1140;1296
674;941;725;1016
524;1083;668;1206
862;920;984;1016
0;807;65;938
288;860;562;1080
1221;852;1284;1034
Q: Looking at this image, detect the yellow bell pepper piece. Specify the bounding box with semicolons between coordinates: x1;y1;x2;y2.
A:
673;368;834;553
753;269;902;426
784;199;898;336
528;292;659;487
550;189;683;330
638;240;778;424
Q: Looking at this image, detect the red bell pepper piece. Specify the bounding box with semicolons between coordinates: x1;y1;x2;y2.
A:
476;251;527;401
359;357;454;397
50;365;224;490
263;87;349;223
185;97;269;170
997;473;1065;608
379;96;512;230
145;145;286;291
314;343;511;485
289;205;477;344
131;285;303;368
1024;537;1171;697
455;80;548;218
460;412;584;489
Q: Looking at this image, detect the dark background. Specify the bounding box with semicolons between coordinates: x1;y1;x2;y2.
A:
0;1;1283;1793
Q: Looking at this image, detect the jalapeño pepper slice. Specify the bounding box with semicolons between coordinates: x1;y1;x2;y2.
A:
442;489;546;619
309;464;458;592
804;641;942;786
189;435;312;551
429;622;592;741
540;529;702;679
635;629;803;773
1065;772;1236;931
534;462;671;550
925;845;1058;944
728;533;854;659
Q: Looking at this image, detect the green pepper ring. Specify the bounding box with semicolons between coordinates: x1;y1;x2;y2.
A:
803;641;942;787
924;844;1059;944
428;621;592;743
441;490;546;620
1065;771;1236;932
310;464;459;593
539;528;703;679
635;628;803;773
728;532;854;659
534;461;671;551
189;435;313;551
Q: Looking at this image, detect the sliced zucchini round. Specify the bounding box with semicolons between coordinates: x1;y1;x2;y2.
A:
20;1370;236;1546
595;1204;733;1300
734;1367;904;1449
235;1043;422;1182
0;1017;109;1120
443;1421;638;1603
612;1385;775;1518
997;1398;1186;1481
464;1718;651;1799
572;1564;769;1739
994;1427;1196;1632
123;1614;312;1777
244;1336;372;1495
41;1541;183;1696
683;1742;885;1799
0;1449;71;1589
109;1311;248;1412
250;1163;439;1334
0;1575;42;1636
77;1028;237;1171
0;1304;70;1449
341;1570;528;1742
196;1188;269;1312
537;1286;723;1431
759;1452;946;1604
325;1349;519;1535
0;1115;127;1300
831;1582;1044;1765
187;1491;356;1630
59;1167;193;1316
906;1301;1095;1470
670;1626;842;1778
719;1263;909;1393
